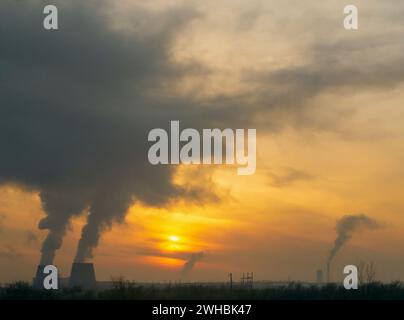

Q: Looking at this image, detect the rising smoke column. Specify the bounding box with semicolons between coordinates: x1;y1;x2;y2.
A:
328;214;380;265
181;252;204;276
3;0;403;267
39;189;89;264
74;185;133;262
0;0;212;265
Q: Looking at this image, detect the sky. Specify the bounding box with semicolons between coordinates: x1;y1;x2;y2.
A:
1;0;404;284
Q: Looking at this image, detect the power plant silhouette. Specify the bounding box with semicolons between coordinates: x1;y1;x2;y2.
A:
32;261;333;290
69;263;97;288
33;263;97;289
32;265;48;289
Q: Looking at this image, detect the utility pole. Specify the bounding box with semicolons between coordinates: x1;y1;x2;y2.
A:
240;272;254;289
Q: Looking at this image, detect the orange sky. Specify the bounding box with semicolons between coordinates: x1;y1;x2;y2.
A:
1;0;404;284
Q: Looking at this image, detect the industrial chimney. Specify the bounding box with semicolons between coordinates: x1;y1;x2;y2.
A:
327;262;331;283
32;265;47;289
316;270;324;285
69;263;97;289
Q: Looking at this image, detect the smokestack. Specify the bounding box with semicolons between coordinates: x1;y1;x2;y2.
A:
327;214;380;268
325;214;381;284
316;270;323;284
32;265;47;289
181;252;204;277
327;261;330;283
69;263;96;289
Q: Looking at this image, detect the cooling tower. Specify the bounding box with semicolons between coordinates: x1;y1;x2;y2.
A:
69;263;97;289
32;265;47;289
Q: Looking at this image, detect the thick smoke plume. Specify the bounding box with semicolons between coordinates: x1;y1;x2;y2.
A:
0;0;218;265
181;252;204;276
2;0;404;266
328;214;380;264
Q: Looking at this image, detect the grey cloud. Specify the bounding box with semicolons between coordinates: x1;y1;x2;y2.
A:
0;213;6;233
25;231;38;244
243;25;404;133
235;6;262;32
1;0;403;266
0;247;21;260
135;247;202;262
268;168;315;188
0;0;222;265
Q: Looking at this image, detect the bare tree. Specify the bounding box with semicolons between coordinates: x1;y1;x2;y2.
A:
365;261;376;283
357;261;365;285
111;275;128;290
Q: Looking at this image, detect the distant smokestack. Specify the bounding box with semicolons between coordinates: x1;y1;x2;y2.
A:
327;214;380;266
316;270;324;284
327;262;330;283
32;265;47;289
69;263;96;289
181;252;204;277
326;214;380;283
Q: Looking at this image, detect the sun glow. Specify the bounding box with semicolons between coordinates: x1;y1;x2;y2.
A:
168;235;180;242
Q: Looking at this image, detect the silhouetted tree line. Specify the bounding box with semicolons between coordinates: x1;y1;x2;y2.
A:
1;279;404;300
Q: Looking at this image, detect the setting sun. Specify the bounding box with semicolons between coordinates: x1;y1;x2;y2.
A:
2;0;404;300
168;235;180;242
